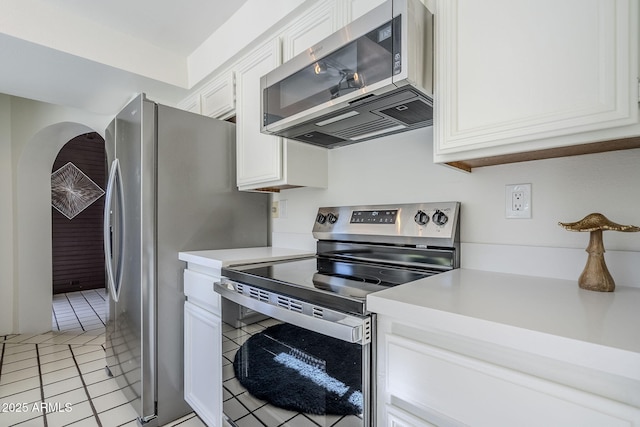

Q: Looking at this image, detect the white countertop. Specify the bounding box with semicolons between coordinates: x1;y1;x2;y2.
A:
367;268;640;384
178;247;314;270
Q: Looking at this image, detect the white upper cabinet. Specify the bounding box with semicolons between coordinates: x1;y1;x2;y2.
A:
200;71;235;120
350;0;387;21
235;39;284;189
235;39;328;192
282;0;348;61
234;1;338;193
433;0;640;167
177;93;201;114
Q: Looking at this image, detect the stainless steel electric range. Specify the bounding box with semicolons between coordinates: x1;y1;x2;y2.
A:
216;202;460;427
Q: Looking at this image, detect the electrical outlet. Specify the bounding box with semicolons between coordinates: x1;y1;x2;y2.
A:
505;184;531;219
512;191;525;211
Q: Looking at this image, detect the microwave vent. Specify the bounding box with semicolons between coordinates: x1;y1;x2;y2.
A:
379;99;433;125
293;131;347;147
289;92;434;147
332;118;404;140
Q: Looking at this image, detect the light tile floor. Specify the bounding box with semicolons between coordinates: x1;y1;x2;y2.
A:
52;290;107;333
0;290;206;427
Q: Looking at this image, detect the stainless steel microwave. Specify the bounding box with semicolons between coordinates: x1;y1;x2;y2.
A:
260;0;433;148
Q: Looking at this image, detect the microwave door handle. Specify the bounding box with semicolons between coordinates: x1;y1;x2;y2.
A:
214;281;368;345
104;159;125;302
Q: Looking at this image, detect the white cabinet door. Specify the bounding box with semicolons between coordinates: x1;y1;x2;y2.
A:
434;0;639;164
350;0;387;21
282;0;345;61
201;71;235;120
235;39;284;188
235;38;328;192
184;300;222;427
177;93;201;114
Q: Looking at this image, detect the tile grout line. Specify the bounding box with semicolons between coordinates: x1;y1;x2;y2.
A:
91;291;108;326
165;413;203;426
53;297;77;332
51;302;61;331
65;293;87;332
80;290;107;328
35;344;49;427
228;391;270;426
95;289;107;302
68;344;103;427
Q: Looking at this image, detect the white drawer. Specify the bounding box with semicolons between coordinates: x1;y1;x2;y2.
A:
384;405;436;427
184;269;221;314
384;334;640;427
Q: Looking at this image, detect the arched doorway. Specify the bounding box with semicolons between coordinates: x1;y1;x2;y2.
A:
16;122;104;333
51;132;107;294
50;132;108;332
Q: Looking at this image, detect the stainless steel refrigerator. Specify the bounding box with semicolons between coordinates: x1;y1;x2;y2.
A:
103;94;269;425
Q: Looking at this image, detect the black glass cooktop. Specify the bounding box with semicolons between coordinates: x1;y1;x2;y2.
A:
222;257;434;314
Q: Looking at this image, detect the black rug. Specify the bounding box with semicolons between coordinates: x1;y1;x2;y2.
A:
233;323;363;415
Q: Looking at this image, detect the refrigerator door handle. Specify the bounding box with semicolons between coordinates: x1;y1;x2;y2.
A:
104;158;125;302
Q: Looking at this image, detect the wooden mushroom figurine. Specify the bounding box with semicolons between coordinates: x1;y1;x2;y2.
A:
559;213;640;292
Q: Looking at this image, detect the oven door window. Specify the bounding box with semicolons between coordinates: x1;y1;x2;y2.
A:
263;16;401;127
221;299;368;426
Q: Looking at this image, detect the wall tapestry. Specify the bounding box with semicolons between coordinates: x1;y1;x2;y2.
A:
51;162;105;219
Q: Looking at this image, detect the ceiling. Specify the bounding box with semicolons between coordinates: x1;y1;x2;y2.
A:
48;0;249;56
0;0;249;115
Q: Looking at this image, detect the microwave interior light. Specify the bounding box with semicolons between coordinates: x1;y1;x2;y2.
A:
349;124;406;141
315;110;360;126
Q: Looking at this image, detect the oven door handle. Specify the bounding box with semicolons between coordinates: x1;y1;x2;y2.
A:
214;281;370;345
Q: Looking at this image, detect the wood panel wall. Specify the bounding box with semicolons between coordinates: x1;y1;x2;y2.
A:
51;133;106;294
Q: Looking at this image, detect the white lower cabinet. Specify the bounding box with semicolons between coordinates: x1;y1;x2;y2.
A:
384;405;437;427
377;318;640;427
184;269;222;427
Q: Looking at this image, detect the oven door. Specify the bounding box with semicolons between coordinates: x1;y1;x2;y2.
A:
215;279;373;427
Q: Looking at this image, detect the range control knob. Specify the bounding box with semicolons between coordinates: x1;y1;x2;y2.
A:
414;210;430;226
432;209;449;226
327;213;339;224
316;213;327;224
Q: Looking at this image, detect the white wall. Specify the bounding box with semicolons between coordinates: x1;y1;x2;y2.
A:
188;0;308;85
0;2;186;88
0;95;14;334
5;96;111;334
272;128;640;287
